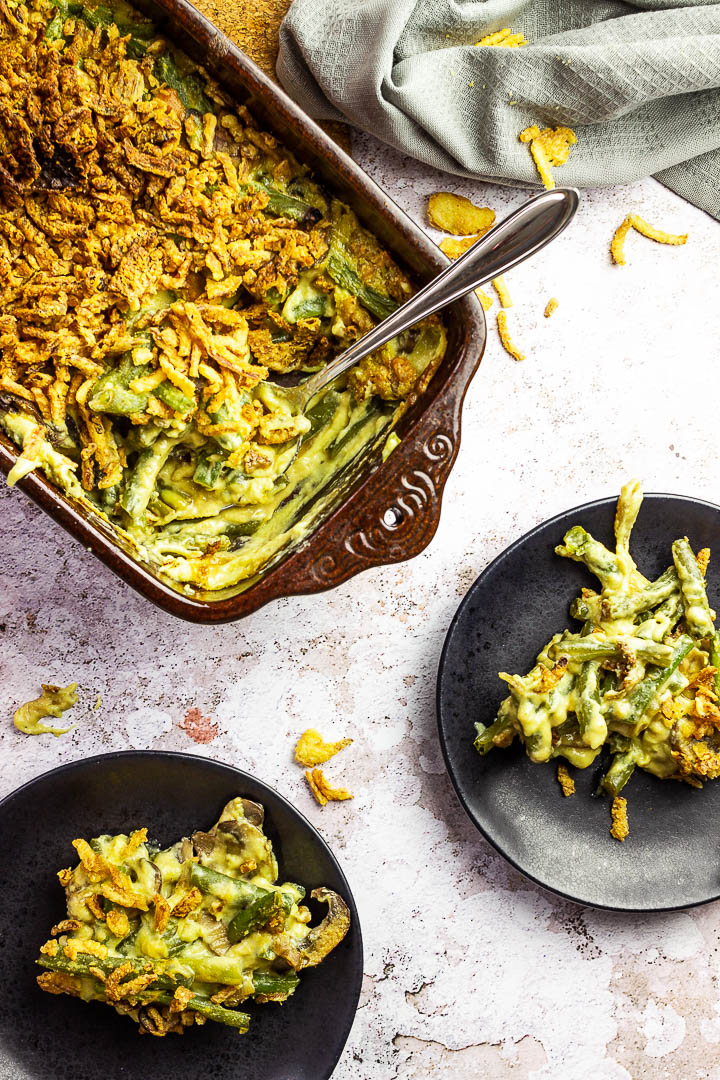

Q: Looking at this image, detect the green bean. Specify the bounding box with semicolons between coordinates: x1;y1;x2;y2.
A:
45;9;66;37
154;53;212;114
208;400;250;453
521;704;553;763
38;957;250;1030
672;538;715;641
712;630;720;698
550;636;673;666
287;297;331;322
79;3;113;28
555;526;622;589
158;485;190;511
599;743;642;797
154;992;251;1030
474;711;516;755
569;596;595;623
189;862;266;905
120;433;178;519
634;593;684;643
154;381;195;416
576;660;607;749
251;970;300;998
100;485;120;512
288;298;328;320
249;181;321;225
624;634;694;730
614;478;643;557
37;952;193;991
326;249;397;320
603;567;678;619
224;519;262;539
228;890;293;943
125;290;178;331
88;356;151;416
300;391;341;446
113;13;154;58
551;718;585;749
193;449;226;489
328;402;384;459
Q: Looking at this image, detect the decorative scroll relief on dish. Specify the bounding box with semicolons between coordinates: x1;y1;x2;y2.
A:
310;431;455;584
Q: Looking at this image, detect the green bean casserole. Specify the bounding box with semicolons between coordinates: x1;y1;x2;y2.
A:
36;797;350;1035
475;482;720;829
0;0;446;590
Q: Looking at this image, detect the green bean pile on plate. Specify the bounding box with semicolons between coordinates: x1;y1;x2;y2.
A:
474;481;720;836
36;797;350;1036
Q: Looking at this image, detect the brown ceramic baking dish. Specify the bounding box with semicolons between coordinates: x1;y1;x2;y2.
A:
0;0;485;622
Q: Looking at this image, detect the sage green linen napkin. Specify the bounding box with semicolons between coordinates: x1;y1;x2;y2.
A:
276;0;720;218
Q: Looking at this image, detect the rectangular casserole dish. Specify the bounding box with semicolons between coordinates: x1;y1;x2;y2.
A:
0;0;485;622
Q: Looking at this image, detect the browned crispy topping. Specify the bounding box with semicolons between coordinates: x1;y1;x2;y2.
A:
0;1;332;489
170;886;203;918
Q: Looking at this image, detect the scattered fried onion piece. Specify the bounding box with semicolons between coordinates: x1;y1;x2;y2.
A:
439;235;481;259
305;768;353;807
295;728;353;767
610;796;629;842
557;761;575;797
544;297;559;318
697;547;711;579
476;28;527;47
428;193;496;236
437;236;494;311
519;126;577;190
497;310;525;361
610;214;688;266
13;683;77;736
492;275;513;309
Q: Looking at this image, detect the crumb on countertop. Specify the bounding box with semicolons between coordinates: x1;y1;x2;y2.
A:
295;728;353;767
305;768;354;807
610;213;688;266
497;309;525;362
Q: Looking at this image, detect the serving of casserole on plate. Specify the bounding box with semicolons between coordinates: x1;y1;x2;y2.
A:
0;0;484;620
0;752;363;1079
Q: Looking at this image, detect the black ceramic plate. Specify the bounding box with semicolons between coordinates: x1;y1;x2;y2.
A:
438;493;720;911
0;751;362;1080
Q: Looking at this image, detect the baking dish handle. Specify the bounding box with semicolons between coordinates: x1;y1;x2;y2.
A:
287;383;465;591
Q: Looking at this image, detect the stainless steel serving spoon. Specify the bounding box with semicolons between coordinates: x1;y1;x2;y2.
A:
275;186;579;419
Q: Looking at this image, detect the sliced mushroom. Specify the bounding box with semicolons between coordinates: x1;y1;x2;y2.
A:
274;889;350;970
192;831;217;860
199;913;232;955
240;799;264;827
179;837;194;862
216;819;277;880
135;858;162;896
215;820;257;848
0;391;41;420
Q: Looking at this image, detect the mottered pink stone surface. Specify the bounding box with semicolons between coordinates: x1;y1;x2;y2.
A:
2;133;720;1078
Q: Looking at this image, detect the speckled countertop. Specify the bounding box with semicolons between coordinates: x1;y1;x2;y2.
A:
2;133;720;1079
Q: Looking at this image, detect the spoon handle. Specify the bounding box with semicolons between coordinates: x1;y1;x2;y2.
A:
302;187;579;400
